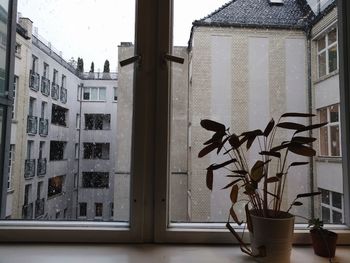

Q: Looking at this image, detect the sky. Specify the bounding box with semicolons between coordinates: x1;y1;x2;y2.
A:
17;0;228;72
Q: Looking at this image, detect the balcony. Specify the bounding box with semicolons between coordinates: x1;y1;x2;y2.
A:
51;82;59;100
39;118;48;136
24;159;35;179
27;115;38;135
37;158;47;176
41;76;50;96
35;198;45;218
60;87;67;104
29;71;40;91
22;202;33;219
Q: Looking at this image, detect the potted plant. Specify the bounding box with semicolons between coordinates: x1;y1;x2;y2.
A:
308;218;338;259
198;112;326;263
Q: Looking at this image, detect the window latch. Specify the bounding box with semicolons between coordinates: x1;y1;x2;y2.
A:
119;55;142;67
163;53;184;64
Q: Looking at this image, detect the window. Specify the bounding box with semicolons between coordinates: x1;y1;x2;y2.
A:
318;104;340;157
28;97;36;116
7;145;15;190
320;188;344;224
84;114;110;130
31;55;38;73
24;184;32;205
83;143;110;159
48;175;64;198
76;113;80;129
39;141;45;159
41;101;46;118
15;43;21;56
83;87;106;101
43;63;49;78
79;203;87;217
95;203;103;218
49;141;66;161
61;74;66;89
75;143;79;159
37;181;43;200
53;69;58;84
317;27;338;78
11;76;18;119
82;172;109;188
113;87;117;101
51;104;68;126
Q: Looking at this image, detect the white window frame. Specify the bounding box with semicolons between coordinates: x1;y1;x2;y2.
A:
320;189;344;224
82;87;106;101
317;26;338;78
318;104;341;157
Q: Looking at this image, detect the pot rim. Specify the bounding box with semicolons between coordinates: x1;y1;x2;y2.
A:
249;209;294;220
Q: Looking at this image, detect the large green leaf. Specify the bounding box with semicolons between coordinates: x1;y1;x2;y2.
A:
198;142;220;158
230;185;239;204
259;151;281;158
207;159;237;171
277;122;306;130
228;133;240;149
270;142;291;152
288;143;316;157
266;177;280;183
250;160;265;182
229;206;242;225
291;136;316;144
281;112;315;118
296;122;328;134
206;169;213;190
200;119;226;132
263;118;275;137
296;192;321;198
222;179;242;190
204;131;226;145
289;161;309;167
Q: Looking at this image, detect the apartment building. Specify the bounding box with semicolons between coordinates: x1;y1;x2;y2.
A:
6;17;119;221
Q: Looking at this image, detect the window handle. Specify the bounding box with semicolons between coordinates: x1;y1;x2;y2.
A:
163;53;184;64
119;55;142;67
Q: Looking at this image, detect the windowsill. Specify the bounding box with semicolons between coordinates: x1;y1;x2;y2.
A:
316;156;342;163
0;244;349;262
313;70;339;84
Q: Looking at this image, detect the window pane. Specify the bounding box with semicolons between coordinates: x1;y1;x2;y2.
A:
332;191;342;209
318;36;326;51
328;45;338;73
330;125;340;156
328;29;337;45
322;206;330;223
329;105;339;123
333;210;343;224
3;0;135;223
318;52;326;77
321;189;330;204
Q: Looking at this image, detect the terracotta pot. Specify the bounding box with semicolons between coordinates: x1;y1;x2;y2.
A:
249;210;295;263
310;229;338;258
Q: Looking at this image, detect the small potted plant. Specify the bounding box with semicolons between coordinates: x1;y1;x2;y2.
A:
198;112;326;263
308;218;338;259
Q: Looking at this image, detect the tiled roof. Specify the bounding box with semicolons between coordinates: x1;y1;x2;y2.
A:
193;0;314;30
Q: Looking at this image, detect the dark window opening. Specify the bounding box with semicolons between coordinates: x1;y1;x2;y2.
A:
51;104;68;126
84;114;110;130
48;175;64;198
83;143;110;159
82;172;109;188
50;141;66;161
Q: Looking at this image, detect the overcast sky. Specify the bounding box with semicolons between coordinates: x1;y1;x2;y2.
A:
17;0;228;72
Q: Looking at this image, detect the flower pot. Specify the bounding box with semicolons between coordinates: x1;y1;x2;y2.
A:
310;229;338;258
249;210;295;263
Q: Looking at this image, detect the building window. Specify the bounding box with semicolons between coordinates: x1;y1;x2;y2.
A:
95;203;103;218
61;74;66;89
83;143;110;160
51;104;68;126
28;97;36;116
43;63;49;79
12;76;18;119
83;87;106;101
15;43;21;56
317;27;338;78
320;188;344;224
31;55;38;73
49;141;66;161
84;114;110;130
76;113;80;129
7;144;15;190
82;172;109;188
53;69;58;84
48;175;64;198
318;104;340;157
113;87;117;101
79;203;87;217
75;143;79;159
24;184;32;205
37;181;43;200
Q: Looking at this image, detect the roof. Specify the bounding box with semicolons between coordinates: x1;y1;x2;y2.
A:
193;0;314;30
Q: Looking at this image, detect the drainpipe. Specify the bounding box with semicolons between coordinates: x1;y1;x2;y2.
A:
75;83;83;219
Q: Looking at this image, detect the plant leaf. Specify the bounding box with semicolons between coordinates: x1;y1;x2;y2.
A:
288;143;316;157
277;122;306;130
259;151;281;158
206;169;213;190
200;119;226;132
198;142;219;158
217;135;230;154
296;192;321;198
226;174;245;178
291;136;316;144
289;162;309;167
231;170;248;175
276;172;285;178
296;122;328;134
266;177;280;183
222;179;242;190
250;160;265;182
204;131;226;145
263;118;275;137
208;159;237;171
281;112;315;118
229;206;242;225
270;143;291;152
244;183;256;195
228;133;240;149
230;185;239;204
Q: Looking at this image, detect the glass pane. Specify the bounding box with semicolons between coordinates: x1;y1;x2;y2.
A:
328;29;337;45
0;0;8;97
3;0;135;222
322;206;330;223
318;36;326;51
169;0;338;225
329;105;339;123
332;210;343;224
328;45;338;73
321;189;330;204
332;191;342;209
318;52;326;77
330;125;340;156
